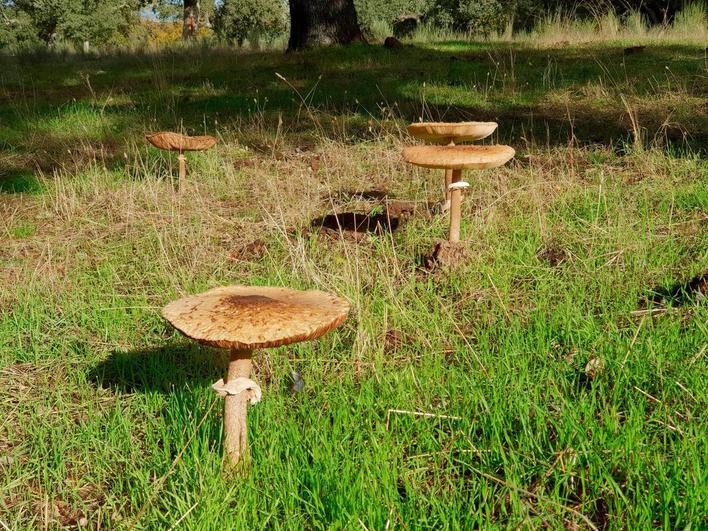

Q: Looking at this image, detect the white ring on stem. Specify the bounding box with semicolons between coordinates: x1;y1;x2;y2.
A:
448;181;470;191
212;377;262;404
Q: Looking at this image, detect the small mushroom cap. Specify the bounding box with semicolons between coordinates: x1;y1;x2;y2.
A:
403;145;515;170
407;122;497;143
146;132;217;152
162;286;350;350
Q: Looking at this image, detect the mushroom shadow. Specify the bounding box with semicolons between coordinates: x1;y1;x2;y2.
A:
329;189;390;201
310;211;401;235
644;270;707;307
88;343;226;394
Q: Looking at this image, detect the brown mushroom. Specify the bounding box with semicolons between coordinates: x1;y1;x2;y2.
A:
146;131;217;191
162;285;349;468
402;145;515;242
407;122;497;145
407;122;497;206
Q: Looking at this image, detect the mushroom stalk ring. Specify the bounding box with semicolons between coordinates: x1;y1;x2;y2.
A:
212;377;262;404
448;181;470;191
161;285;350;469
402;144;515;243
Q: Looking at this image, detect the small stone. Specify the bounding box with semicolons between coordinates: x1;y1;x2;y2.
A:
290;371;304;394
585;357;604;379
384;37;404;49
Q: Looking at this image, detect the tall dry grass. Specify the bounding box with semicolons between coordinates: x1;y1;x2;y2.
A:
409;2;707;45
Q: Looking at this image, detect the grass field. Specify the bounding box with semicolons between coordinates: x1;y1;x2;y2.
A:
1;38;707;529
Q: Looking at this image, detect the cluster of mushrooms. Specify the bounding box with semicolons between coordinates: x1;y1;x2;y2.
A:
403;121;515;244
154;121;514;469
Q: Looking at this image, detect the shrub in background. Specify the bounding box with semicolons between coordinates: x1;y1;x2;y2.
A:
356;0;512;38
354;0;431;37
426;0;509;35
58;0;140;47
129;19;184;47
152;0;216;34
0;8;43;48
1;0;140;48
213;0;288;48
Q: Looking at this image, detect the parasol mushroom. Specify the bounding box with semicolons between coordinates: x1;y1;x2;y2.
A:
402;144;515;242
407;122;497;207
162;285;349;468
146;131;217;191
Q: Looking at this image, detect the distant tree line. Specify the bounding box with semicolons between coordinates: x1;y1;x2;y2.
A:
355;0;689;35
0;0;143;48
0;0;694;50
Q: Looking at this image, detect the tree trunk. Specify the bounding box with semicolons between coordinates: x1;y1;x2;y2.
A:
287;0;365;51
182;0;200;40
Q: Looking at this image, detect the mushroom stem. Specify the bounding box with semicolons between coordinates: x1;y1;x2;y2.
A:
444;138;455;203
178;154;186;192
224;348;253;467
448;169;463;242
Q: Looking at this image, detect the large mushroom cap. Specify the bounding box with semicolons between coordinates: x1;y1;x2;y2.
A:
146;131;217;152
403;145;515;170
162;286;350;349
407;122;498;143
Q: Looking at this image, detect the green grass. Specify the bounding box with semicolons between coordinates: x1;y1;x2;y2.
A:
0;40;707;529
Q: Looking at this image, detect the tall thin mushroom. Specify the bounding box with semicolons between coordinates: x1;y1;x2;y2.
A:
403;144;515;242
146;131;217;191
407;122;497;208
162;285;350;468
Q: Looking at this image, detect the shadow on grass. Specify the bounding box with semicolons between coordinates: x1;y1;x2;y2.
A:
645;269;708;307
0;167;44;194
311;211;401;235
89;343;227;394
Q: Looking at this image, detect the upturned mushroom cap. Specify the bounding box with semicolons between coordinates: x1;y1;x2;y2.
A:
407;122;498;143
403;145;515;170
162;286;350;349
146;131;217;152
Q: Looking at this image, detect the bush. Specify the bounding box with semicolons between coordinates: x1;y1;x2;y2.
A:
425;0;507;35
1;0;140;49
354;0;431;36
213;0;288;47
355;0;512;38
0;10;43;49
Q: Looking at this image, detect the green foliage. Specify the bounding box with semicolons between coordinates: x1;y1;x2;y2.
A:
354;0;430;34
354;0;695;37
426;0;507;34
213;0;287;46
1;0;141;47
60;0;139;45
0;6;42;47
151;0;216;24
355;0;511;37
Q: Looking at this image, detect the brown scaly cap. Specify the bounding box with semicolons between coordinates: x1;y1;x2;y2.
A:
162;286;350;349
403;145;515;170
407;122;498;143
146;132;217;152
